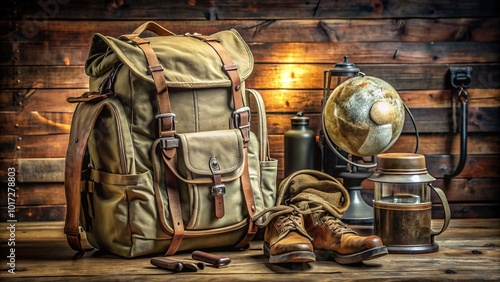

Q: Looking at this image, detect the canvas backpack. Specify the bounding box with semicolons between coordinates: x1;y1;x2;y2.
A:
64;22;278;258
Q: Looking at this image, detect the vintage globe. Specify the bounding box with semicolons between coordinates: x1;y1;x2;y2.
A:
323;75;405;157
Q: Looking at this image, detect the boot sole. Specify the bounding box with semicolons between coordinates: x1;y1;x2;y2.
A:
315;246;388;265
263;242;316;264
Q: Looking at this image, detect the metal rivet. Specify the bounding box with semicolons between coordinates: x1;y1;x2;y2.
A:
75;138;78;143
235;85;240;91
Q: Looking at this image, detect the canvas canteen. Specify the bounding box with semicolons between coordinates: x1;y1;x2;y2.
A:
64;22;278;258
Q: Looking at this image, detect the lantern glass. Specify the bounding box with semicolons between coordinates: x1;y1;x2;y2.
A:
374;182;431;204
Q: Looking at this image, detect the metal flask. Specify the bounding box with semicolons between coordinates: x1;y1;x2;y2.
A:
368;153;451;254
284;112;317;177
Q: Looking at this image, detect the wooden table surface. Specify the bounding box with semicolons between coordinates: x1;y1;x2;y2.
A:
1;218;499;281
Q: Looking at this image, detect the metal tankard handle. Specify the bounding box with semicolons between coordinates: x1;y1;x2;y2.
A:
429;183;451;238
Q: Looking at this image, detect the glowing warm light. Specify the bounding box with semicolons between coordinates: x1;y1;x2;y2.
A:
278;63;305;89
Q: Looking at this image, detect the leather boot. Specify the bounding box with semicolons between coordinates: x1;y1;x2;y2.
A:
263;212;316;264
304;212;388;264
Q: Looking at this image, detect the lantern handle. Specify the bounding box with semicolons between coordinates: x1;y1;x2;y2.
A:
429;183;451;238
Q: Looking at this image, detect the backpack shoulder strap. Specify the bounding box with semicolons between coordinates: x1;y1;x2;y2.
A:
64;100;116;258
246;89;271;161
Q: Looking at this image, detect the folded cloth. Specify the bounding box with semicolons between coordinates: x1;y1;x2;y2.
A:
252;169;350;228
285;170;350;219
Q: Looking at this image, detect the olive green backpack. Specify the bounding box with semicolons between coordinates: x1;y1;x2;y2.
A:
64;22;278;258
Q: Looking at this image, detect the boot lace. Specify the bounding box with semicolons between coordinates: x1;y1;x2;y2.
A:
321;215;355;237
252;204;313;241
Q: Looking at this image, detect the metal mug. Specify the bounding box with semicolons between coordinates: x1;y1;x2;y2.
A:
368;153;451;254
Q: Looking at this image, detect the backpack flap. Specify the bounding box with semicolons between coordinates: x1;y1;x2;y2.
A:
174;129;246;226
177;129;244;180
85;29;254;89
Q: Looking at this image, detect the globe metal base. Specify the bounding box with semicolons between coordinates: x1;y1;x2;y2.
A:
339;171;374;225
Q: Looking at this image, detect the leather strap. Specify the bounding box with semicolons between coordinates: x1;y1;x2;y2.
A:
64;101;117;257
150;140;184;255
128;21;176;37
213;174;225;219
199;35;250;145
120;36;174;138
121;31;183;254
197;36;257;247
163;153;184;256
234;146;258;249
210;156;225;219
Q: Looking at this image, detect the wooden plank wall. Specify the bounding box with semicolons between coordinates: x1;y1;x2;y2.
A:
0;0;499;221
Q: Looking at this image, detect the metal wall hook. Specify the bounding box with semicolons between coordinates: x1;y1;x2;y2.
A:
446;67;472;179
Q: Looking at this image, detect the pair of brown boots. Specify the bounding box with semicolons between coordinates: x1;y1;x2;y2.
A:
253;170;388;264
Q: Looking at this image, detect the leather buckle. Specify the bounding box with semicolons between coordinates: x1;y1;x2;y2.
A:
232;106;251;128
155;113;176;136
211;184;226;196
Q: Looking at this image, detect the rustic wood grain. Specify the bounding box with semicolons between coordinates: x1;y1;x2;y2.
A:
1;88;497;114
2;200;498;222
2;18;499;51
248;42;500;64
0;111;72;136
4;0;499;20
4;41;500;66
0;183;65;205
263;107;499;135
0;219;498;281
270;153;500;179
2;177;497;210
2;63;498;90
0;135;69;158
269;133;500;155
0;0;498;220
0;89;81;111
253;89;500;113
1;106;497;137
0;108;497;161
0;205;66;222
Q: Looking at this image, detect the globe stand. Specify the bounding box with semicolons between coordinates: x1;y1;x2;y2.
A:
321;57;376;228
321;56;407;234
320;143;375;230
339;171;374;225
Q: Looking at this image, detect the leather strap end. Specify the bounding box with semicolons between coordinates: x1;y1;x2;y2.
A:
215;194;225;219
